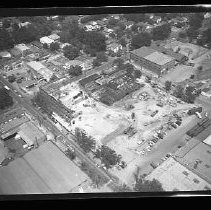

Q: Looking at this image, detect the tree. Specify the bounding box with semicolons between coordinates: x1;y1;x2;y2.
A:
82;31;106;52
152;23;171;41
49;42;60;51
113;184;133;192
145;75;152;83
134;176;164;192
113;58;124;68
0;88;14;110
131;32;152;49
80;162;108;188
63;45;80;60
60;30;73;43
84;45;97;57
107;18;119;28
68;65;83;77
178;31;187;39
174;85;184;99
0;29;14;51
92;58;102;67
96;52;108;63
74;128;96;153
2;19;11;29
164;81;172;91
131;24;139;33
32;92;52;115
7;75;16;83
43;43;48;49
186;27;199;42
199;28;211;48
188;13;204;30
95;145;122;169
123;13;149;23
124;63;135;74
65;148;76;160
49;73;58;82
134;70;142;78
119;37;127;47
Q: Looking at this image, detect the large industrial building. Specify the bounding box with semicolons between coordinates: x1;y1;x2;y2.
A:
146;157;211;191
0;141;89;194
129;46;176;77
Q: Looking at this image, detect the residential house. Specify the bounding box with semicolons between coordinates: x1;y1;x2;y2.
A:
40;36;55;46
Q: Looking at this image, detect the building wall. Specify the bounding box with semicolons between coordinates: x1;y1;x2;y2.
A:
39;88;74;123
130;52;175;76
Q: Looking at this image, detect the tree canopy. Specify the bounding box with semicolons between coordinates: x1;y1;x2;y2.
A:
152;23;172;41
63;45;80;60
0;29;14;51
164;81;172;91
74;128;96;153
49;42;60;51
131;32;152;49
0;88;14;110
95;145;122;169
68;65;83;77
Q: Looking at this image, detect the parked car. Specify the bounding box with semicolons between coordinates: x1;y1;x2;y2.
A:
150;162;157;169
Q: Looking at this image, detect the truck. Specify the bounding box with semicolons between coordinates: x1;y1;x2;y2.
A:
187;107;202;115
151;110;159;117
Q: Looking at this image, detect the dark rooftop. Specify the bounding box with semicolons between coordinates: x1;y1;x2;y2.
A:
79;74;101;87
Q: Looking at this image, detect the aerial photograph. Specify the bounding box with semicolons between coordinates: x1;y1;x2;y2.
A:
0;8;211;196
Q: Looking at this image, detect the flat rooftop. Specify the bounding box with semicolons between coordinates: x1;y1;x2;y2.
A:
146;157;211;191
0;141;88;194
131;46;155;58
144;51;174;66
175;142;211;184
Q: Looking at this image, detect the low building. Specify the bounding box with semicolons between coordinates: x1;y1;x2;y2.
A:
107;43;123;53
0;141;89;194
27;61;53;82
79;74;101;87
146;157;211;191
40;36;54;46
48;33;60;41
175;142;211;184
17;122;46;146
0;51;11;58
0;113;30;140
204;135;211;146
130;46;176;77
14;44;31;56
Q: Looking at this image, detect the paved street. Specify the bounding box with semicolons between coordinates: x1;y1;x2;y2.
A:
0;76;116;185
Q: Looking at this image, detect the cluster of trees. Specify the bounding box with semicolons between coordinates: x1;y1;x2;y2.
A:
49;42;60;51
173;84;201;103
95;145;122;169
0;88;14;110
92;52;108;67
31;92;52;116
80;161;108;188
133;167;164;192
164;80;172;91
74;128;96;153
0;16;59;51
123;13;150;23
63;45;80;60
68;65;83;77
131;32;152;49
80;15;108;24
151;23;172;41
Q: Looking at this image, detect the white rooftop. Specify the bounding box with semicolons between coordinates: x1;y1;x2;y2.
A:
48;33;60;41
14;44;30;52
144;51;174;66
203;135;211;146
40;36;54;45
146;157;211;191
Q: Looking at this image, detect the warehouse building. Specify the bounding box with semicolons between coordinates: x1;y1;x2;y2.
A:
130;46;176;77
17;121;46;146
146;157;211;191
27;61;53;82
175;142;211;184
0;141;89;194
